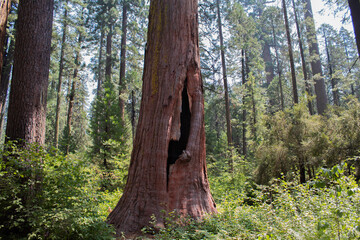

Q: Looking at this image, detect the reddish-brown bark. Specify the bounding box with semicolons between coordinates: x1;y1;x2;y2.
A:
5;0;54;145
108;0;217;235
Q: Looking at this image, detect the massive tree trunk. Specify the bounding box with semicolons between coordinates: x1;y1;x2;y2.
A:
5;0;54;145
348;0;360;58
54;0;68;148
303;0;328;114
108;0;217;235
282;0;299;104
292;0;313;115
0;0;11;80
119;1;128;121
216;0;232;147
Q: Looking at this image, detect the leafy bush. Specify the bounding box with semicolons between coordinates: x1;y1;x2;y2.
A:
145;164;360;240
0;142;117;239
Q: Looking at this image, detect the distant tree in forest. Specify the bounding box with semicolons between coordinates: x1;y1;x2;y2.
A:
303;0;328;114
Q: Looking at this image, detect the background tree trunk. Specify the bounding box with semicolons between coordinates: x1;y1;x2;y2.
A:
5;0;54;145
119;1;128;121
54;0;68;148
292;0;313;115
0;34;13;138
324;33;340;106
108;0;217;235
303;0;328;114
65;33;82;155
216;0;232;147
282;0;299;104
271;18;285;111
241;49;247;157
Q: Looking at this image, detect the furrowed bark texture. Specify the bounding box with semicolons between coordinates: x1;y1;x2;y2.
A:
6;0;54;145
108;0;217;234
304;0;328;114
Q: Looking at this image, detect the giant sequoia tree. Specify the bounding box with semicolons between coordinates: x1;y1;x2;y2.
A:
108;0;217;234
6;0;54;145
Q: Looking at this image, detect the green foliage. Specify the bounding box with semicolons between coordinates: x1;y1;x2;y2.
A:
144;164;360;240
254;98;360;184
0;142;118;239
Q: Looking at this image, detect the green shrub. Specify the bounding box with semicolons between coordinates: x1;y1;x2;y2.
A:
0;142;117;239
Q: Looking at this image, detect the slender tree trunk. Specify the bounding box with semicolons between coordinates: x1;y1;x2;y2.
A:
97;29;104;95
292;0;313;114
216;0;232;147
0;34;13;138
108;0;217;235
119;1;128;121
105;27;112;82
304;0;328;114
282;0;299;104
6;0;54;145
94;29;104;155
324;34;340;106
131;89;136;139
241;49;247;157
271;18;285;111
104;25;112;167
0;0;11;80
348;0;360;58
54;0;68;148
65;34;82;155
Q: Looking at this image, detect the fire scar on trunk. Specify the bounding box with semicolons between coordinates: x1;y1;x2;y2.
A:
167;79;191;190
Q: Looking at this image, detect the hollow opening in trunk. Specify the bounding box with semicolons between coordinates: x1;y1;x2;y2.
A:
167;80;191;187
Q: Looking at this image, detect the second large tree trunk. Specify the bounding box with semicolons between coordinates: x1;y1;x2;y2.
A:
108;0;217;235
6;0;54;145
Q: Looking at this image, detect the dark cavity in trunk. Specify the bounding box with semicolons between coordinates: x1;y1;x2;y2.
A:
167;80;191;188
